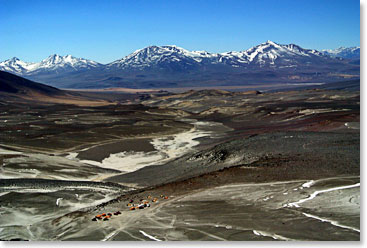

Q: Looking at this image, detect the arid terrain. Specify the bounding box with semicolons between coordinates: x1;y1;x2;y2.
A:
0;0;361;243
0;77;360;241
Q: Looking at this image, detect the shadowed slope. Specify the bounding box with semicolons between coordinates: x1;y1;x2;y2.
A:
0;70;62;96
0;71;113;106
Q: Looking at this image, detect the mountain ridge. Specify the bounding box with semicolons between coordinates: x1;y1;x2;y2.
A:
1;41;357;71
0;41;360;89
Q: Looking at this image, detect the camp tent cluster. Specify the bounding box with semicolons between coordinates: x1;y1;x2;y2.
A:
92;211;121;221
92;194;169;221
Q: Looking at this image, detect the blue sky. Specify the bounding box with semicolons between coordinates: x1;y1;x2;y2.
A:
0;0;360;63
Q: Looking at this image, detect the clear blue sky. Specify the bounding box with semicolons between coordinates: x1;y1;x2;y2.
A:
0;0;360;64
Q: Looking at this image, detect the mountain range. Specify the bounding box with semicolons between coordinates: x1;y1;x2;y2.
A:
322;47;360;59
0;55;101;75
0;41;360;89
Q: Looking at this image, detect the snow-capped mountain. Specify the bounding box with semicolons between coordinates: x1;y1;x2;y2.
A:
0;57;38;74
0;54;101;76
0;41;359;89
107;45;207;71
322;47;360;59
238;41;326;66
36;54;101;72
